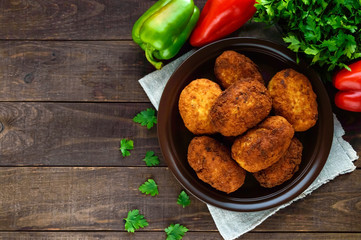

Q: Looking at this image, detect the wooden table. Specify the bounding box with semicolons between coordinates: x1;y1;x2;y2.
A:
0;0;360;239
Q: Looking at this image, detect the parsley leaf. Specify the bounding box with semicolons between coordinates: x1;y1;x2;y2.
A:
133;108;157;129
139;179;159;196
283;35;301;52
124;209;149;233
321;40;338;52
165;224;188;240
344;34;357;58
143;151;160;166
304;47;320;55
119;139;133;157
177;191;190;208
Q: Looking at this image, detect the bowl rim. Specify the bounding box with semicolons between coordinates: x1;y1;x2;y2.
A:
157;37;334;212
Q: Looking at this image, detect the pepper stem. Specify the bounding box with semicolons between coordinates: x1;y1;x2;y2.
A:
145;45;163;70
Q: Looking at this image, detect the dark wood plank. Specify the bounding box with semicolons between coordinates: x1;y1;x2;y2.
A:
0;41;156;102
260;171;361;231
0;0;125;40
0;232;222;240
0;102;162;166
0;0;207;40
0;0;149;40
0;102;359;167
1;232;360;240
0;167;213;231
0;167;360;231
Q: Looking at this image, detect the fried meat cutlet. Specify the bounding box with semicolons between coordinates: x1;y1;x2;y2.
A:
179;79;222;134
210;78;272;137
231;116;294;172
214;50;264;88
187;136;246;194
253;137;303;188
268;69;318;132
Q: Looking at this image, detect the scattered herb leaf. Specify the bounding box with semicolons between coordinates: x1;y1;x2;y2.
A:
119;139;134;157
165;223;188;240
139;179;159;196
177;191;190;208
124;209;149;233
143;151;160;166
133;108;157;129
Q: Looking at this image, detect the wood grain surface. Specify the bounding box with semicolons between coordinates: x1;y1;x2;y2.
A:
0;0;207;40
0;102;162;166
0;0;360;239
0;41;154;102
0;232;360;240
0;167;360;232
0;0;155;40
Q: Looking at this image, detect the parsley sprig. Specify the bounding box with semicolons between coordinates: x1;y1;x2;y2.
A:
139;179;159;196
143;151;160;166
133;108;157;129
119;139;134;157
177;191;190;208
254;0;361;71
124;209;149;233
165;224;188;240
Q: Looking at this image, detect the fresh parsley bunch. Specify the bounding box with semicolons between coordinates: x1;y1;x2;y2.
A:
254;0;361;71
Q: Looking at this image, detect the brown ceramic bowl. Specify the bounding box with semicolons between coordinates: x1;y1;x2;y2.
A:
157;37;333;212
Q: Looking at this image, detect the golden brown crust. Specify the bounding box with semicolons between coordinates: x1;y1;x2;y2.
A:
214;50;264;88
210;79;272;137
187;136;246;194
231;116;294;172
253;137;303;188
268;69;318;132
179;79;222;134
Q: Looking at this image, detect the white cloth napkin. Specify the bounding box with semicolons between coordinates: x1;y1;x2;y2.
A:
138;23;358;239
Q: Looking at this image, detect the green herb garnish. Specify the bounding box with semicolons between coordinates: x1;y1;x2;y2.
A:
124;209;149;233
177;191;190;208
165;223;188;240
133;108;157;129
139;179;159;196
119;139;134;157
254;0;361;72
143;151;160;166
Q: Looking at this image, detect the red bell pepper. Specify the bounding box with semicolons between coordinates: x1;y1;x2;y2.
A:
189;0;257;47
334;91;361;112
333;60;361;112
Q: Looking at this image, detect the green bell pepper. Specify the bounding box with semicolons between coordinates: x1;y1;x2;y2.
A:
132;0;200;69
